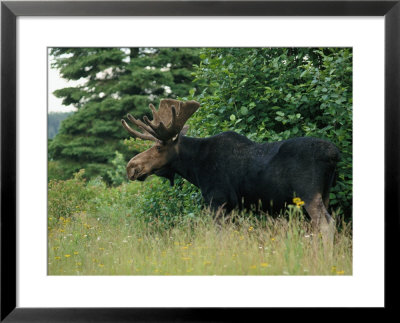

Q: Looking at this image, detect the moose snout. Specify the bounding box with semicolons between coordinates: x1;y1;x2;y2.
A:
126;162;137;180
126;160;146;181
127;167;135;180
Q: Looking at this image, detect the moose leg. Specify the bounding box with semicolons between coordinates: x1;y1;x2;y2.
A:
203;189;236;224
323;194;330;209
304;193;336;249
323;168;337;209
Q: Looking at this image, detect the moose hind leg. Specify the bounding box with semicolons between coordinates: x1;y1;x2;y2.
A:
322;193;330;209
304;193;336;248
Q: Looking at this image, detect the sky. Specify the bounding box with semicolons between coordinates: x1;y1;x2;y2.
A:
48;56;80;113
47;48;131;113
47;48;167;113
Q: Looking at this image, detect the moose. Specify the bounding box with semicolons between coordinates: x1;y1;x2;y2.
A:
121;99;340;239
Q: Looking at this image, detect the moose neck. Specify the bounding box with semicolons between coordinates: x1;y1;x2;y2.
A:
170;135;205;187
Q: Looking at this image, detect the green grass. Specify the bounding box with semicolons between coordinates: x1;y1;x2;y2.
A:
48;173;352;275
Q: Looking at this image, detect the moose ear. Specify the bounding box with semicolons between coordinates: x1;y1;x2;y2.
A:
180;125;189;136
172;125;189;142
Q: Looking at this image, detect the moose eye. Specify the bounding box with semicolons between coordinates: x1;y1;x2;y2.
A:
156;146;162;152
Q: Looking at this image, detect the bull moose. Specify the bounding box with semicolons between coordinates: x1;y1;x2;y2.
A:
121;99;340;239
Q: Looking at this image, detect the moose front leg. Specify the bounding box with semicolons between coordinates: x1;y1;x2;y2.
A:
304;193;336;250
203;189;237;222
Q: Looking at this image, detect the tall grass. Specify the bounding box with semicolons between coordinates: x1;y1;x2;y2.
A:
48;172;352;275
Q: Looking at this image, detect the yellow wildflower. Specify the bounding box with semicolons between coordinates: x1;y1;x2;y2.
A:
64;254;71;258
260;263;269;267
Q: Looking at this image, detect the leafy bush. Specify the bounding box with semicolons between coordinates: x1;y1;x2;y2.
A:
106;151;128;186
48;160;71;181
48;169;95;222
48;168;202;229
187;48;352;218
132;177;203;227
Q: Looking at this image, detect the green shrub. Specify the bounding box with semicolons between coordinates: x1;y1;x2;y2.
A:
48;160;70;181
131;177;203;227
106;151;128;186
48;169;95;222
187;48;352;219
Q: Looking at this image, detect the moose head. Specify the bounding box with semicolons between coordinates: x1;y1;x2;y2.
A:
121;99;200;184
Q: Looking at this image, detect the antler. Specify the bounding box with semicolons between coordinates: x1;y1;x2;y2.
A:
121;116;157;141
121;99;200;142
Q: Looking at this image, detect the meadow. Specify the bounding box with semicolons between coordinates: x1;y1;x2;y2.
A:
48;170;352;276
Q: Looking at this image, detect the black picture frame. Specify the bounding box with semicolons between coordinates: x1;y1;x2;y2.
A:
1;0;398;321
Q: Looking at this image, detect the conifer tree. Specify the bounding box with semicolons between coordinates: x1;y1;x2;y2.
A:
49;47;202;182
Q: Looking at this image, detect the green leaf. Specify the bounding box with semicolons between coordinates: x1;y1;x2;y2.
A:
240;106;248;115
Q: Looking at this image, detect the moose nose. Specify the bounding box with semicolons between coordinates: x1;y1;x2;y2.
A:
128;168;136;180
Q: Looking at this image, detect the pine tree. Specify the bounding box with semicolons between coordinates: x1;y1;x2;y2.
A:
49;48;202;182
48;112;73;139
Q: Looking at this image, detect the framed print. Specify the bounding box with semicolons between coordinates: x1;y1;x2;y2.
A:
1;0;399;321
